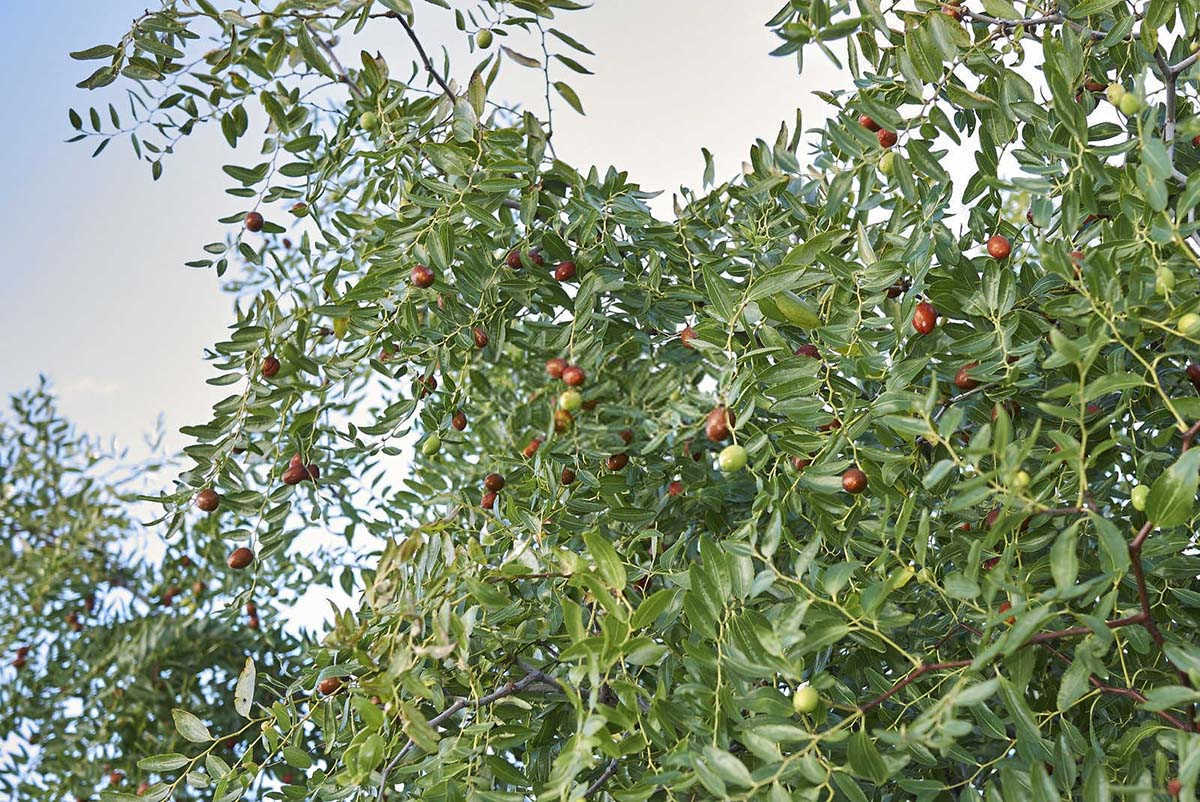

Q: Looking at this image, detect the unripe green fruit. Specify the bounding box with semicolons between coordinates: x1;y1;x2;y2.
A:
1106;83;1126;105
360;111;380;131
333;317;350;340
1118;92;1142;115
879;151;895;176
1131;484;1149;511
718;444;748;472
476;29;493;48
559;390;583;411
421;435;441;456
793;685;819;714
1179;313;1200;336
1011;470;1031;490
1157;268;1176;296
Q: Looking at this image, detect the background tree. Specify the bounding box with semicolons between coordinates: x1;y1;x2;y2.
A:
14;0;1200;798
0;381;301;800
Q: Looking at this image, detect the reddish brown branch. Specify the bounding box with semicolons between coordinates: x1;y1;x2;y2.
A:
859;660;972;713
1182;419;1200;451
1025;613;1147;645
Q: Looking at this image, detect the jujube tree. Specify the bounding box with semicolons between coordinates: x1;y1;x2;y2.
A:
7;0;1200;798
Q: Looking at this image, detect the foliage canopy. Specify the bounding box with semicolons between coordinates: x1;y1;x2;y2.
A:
7;0;1200;799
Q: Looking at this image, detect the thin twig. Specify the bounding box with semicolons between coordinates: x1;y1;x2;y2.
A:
388;12;456;102
582;759;619;798
376;669;563;800
307;24;364;100
859;660;972;712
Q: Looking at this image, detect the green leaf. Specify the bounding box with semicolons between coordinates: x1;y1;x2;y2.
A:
137;753;190;772
553;81;585;115
172;709;212;743
1146;447;1200;527
234;657;255;718
583;531;626;588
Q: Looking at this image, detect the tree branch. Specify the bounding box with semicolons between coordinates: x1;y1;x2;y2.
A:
307;24;364;101
376;669;564;800
859;660;972;713
387;12;456;102
582;759;619;798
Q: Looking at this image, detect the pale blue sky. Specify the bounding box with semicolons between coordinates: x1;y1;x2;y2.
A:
0;1;828;453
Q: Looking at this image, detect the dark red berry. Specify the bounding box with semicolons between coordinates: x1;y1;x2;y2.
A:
546;358;567;378
227;547;254;570
244;212;264;232
842;467;868;494
261;355;280;378
195;488;220;512
562;365;585;387
473;328;489;349
554;261;576;281
484;473;506;492
410;264;435;288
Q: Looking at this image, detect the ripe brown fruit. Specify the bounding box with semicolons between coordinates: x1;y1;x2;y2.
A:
191;580;204;595
1187;363;1200;385
452;410;467;431
619;428;634;445
560;467;577;485
605;452;629;471
227;547;255;570
877;129;897;148
554;261;576;281
1084;78;1106;92
984;508;1000;528
417;375;438;397
522;438;542;458
261;355;280;378
246;602;257;615
317;676;342;695
195;488;220;513
244;211;264;232
1194;135;1200;147
554;408;573;432
705;406;734;442
506;248;544;268
473;328;489;349
982;556;1000;570
305;463;319;482
481;490;496;510
109;771;123;785
954;361;979;391
484;473;506;492
546;357;567;378
998;600;1015;625
1167;778;1182;797
986;234;1011;260
886;279;909;299
282;463;306;485
912;301;937;334
941;3;963;19
842;467;868;494
858;114;880;132
792;456;811;471
248;615;259;630
680;326;697;348
136;782;150;796
562;365;586;387
818;418;842;432
795;343;819;359
410;264;435;288
668;480;684;496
